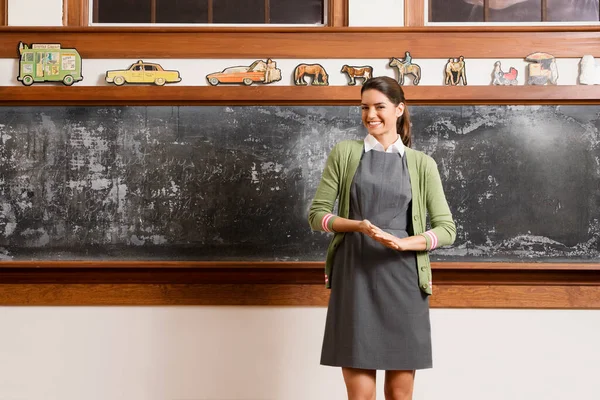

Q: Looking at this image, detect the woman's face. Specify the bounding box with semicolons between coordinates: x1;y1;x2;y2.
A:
361;89;404;139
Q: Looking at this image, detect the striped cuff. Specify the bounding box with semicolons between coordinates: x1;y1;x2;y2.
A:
321;213;336;232
422;230;439;250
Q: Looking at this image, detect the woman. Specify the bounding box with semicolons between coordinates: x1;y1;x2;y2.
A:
308;76;456;400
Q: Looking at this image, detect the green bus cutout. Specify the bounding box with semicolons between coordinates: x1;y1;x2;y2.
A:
17;42;83;86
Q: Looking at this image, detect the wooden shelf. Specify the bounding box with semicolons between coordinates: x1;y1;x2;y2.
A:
1;85;600;105
1;261;599;308
2;27;600;59
1;260;598;288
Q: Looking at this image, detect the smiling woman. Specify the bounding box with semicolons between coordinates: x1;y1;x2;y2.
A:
90;0;326;24
309;77;456;399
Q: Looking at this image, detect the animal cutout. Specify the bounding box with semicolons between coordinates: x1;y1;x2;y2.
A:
389;52;421;85
341;65;373;85
444;56;467;86
294;63;329;86
579;55;600;85
492;61;518;85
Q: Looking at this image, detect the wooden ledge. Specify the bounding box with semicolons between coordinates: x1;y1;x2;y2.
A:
1;85;599;106
1;261;598;307
1;261;599;285
4;26;600;33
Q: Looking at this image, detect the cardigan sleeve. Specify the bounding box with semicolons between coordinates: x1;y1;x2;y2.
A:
419;157;456;250
308;144;341;232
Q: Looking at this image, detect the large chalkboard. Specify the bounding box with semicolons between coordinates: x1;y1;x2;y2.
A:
0;105;598;262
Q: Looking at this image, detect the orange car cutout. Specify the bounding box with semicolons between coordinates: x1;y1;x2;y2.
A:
206;59;281;86
106;60;181;86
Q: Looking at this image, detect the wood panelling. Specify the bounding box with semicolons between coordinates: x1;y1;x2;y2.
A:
2;85;600;106
432;285;600;309
0;262;599;307
0;284;598;308
2;27;600;59
0;0;7;26
63;0;89;26
405;0;425;27
2;261;598;285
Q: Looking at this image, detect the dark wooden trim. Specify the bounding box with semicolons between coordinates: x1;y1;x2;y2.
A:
93;0;99;24
265;0;270;24
0;283;598;308
2;86;600;106
64;0;89;26
329;0;348;27
405;0;425;27
484;0;490;21
541;0;548;22
3;27;600;58
432;285;600;309
151;0;157;24
0;0;7;26
1;261;599;308
1;260;598;270
0;262;599;285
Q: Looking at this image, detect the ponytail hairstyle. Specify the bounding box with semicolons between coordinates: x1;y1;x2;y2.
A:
361;76;412;148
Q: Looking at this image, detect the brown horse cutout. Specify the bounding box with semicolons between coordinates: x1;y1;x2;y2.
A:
341;65;373;86
294;63;329;86
389;57;421;86
444;56;467;86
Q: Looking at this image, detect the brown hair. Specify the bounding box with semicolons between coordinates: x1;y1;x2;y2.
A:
361;76;412;147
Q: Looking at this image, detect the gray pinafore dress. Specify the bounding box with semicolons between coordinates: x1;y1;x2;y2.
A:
320;150;432;370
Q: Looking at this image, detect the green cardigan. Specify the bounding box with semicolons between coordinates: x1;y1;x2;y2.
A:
308;139;456;295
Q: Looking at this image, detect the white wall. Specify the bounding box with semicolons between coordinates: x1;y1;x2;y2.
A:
2;2;599;400
8;0;63;26
0;307;599;400
349;0;404;27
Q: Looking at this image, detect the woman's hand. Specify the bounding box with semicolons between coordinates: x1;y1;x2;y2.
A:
371;228;404;251
358;220;404;251
357;219;376;236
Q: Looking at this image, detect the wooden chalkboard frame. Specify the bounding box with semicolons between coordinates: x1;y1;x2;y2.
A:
1;261;599;308
2;86;600;106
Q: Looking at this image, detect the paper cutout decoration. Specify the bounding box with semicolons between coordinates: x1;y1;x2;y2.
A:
293;63;329;86
492;61;518;85
106;60;181;86
341;65;373;85
579;55;600;85
206;59;281;86
444;56;467;86
389;52;421;85
525;52;558;85
17;42;83;86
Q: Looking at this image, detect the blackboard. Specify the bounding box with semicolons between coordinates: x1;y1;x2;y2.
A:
0;105;598;262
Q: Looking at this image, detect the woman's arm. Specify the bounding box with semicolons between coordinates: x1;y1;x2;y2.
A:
419;158;456;249
332;217;382;238
371;229;427;251
308;144;341;232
